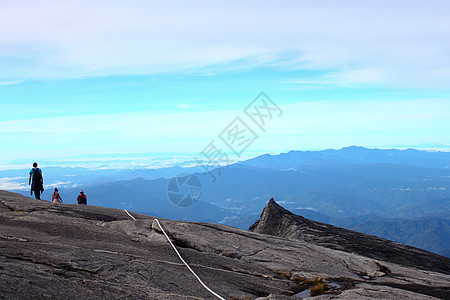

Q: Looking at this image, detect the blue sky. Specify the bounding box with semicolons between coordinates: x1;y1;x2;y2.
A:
0;1;449;169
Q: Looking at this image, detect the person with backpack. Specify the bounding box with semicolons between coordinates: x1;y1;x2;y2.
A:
28;162;44;200
77;190;87;205
52;188;63;204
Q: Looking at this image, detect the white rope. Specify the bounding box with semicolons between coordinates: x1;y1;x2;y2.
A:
123;210;225;300
124;209;136;221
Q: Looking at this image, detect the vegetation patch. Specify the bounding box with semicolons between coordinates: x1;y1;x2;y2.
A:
292;275;329;296
271;270;329;296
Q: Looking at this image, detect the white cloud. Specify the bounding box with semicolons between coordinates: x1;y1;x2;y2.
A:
285;69;389;88
0;1;449;87
176;104;193;109
0;80;25;86
0;177;27;190
46;181;78;189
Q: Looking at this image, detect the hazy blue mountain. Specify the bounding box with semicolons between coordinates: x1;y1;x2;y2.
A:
348;218;450;255
201;162;450;217
332;215;450;256
291;208;331;223
241;146;450;170
388;198;450;219
220;214;260;230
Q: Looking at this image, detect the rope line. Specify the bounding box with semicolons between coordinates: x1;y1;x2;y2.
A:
123;210;225;300
124;209;136;221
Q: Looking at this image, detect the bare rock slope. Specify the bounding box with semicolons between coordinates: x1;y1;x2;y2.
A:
1;191;449;299
249;198;450;275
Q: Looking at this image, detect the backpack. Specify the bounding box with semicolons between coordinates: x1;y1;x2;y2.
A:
32;168;42;182
78;194;87;204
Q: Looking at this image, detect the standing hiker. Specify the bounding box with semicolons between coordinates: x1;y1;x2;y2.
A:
52;188;63;204
77;190;87;205
28;162;44;200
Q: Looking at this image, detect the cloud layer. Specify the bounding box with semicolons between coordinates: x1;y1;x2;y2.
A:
1;97;448;161
1;0;449;87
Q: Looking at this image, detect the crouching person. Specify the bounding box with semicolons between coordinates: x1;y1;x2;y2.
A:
77;190;87;205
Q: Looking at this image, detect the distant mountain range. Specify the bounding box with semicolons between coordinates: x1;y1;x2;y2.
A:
5;146;450;257
241;146;450;169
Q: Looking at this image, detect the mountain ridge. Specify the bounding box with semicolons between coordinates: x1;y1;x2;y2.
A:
249;198;450;275
241;146;450;170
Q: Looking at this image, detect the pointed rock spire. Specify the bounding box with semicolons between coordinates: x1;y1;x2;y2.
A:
249;198;307;234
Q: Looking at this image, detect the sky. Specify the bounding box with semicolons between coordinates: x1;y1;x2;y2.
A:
0;0;449;169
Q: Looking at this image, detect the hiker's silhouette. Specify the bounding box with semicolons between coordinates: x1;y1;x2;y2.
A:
28;162;44;200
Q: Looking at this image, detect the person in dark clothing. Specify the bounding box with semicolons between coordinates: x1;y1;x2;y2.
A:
77;191;87;205
28;162;44;200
